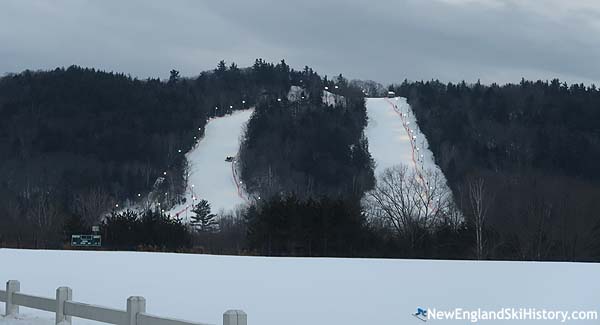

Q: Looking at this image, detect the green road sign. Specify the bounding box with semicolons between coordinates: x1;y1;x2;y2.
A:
71;234;101;247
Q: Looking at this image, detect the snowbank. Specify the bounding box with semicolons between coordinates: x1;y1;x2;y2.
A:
0;249;598;325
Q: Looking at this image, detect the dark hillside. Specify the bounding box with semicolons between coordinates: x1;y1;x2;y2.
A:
394;79;600;260
239;75;374;200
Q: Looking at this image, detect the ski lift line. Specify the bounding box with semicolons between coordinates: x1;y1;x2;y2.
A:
230;155;249;202
383;97;440;213
383;97;428;187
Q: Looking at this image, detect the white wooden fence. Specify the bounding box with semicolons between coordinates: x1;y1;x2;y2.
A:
0;280;246;325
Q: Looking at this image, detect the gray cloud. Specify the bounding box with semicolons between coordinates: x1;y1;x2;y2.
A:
1;0;599;85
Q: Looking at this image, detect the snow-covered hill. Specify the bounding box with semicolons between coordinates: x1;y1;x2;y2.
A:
365;97;446;181
168;109;253;217
1;249;598;325
147;94;445;218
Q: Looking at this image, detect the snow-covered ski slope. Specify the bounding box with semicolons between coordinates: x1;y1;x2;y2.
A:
169;109;253;217
365;97;443;179
170;94;436;216
1;249;599;325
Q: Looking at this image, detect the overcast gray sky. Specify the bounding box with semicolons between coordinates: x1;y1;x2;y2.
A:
1;0;599;85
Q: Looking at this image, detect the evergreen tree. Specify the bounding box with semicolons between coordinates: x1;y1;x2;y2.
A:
216;60;227;74
190;199;218;233
168;69;180;84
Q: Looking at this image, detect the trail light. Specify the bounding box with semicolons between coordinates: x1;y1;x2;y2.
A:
115;204;119;208
334;85;339;89
324;86;329;90
277;98;282;102
230;105;233;109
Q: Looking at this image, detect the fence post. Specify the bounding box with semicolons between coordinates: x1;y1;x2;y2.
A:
223;310;247;325
56;286;72;325
127;296;146;325
5;280;20;317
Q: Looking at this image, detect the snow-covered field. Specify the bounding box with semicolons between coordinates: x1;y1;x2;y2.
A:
168;109;253;217
365;97;443;179
1;249;599;325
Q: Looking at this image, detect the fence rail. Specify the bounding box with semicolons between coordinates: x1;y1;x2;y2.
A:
12;292;56;312
0;280;246;325
64;301;128;325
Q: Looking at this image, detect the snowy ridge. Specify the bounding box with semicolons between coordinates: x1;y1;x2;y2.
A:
1;249;598;325
168;109;253;217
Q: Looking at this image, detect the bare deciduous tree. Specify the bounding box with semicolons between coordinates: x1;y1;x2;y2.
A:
467;177;491;259
26;188;61;248
367;165;455;250
71;188;115;228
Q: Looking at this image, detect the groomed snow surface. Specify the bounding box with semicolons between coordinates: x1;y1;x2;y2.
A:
365;97;444;180
1;249;599;325
168;109;253;218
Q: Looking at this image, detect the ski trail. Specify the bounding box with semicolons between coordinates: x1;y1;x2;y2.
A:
365;96;447;187
382;97;427;186
169;109;253;218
